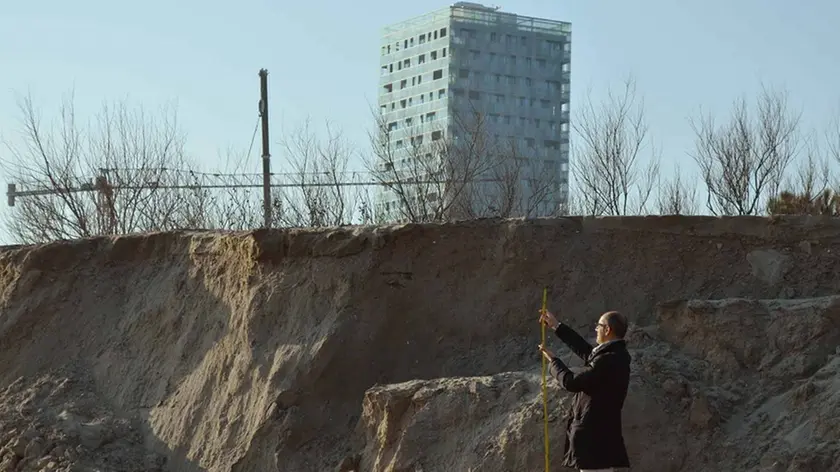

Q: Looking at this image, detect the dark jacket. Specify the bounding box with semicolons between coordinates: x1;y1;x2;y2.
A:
548;323;631;470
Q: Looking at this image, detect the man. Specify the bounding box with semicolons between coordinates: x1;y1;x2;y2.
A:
538;309;631;472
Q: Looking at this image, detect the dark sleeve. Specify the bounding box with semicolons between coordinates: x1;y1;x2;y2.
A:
549;357;571;383
555;354;614;393
554;323;593;361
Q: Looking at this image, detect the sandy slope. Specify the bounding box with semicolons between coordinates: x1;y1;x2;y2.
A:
351;297;840;472
0;216;838;471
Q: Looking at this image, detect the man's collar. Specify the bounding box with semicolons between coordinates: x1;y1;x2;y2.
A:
590;338;624;357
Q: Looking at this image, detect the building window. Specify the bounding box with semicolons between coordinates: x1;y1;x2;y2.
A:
433;69;443;80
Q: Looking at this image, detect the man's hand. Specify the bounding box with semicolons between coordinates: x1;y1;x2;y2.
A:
538;344;555;362
539;309;560;330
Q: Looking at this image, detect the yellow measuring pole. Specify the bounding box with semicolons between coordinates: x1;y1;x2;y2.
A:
540;287;550;471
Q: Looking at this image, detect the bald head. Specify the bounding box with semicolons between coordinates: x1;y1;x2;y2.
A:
601;311;628;339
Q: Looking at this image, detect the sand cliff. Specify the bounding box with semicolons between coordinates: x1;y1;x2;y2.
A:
0;216;838;471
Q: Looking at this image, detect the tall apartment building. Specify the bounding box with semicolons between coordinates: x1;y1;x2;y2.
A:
376;2;571;222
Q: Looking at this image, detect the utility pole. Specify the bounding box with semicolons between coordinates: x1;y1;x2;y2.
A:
258;68;272;228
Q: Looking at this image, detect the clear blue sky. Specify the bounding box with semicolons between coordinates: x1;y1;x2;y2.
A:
1;0;838;243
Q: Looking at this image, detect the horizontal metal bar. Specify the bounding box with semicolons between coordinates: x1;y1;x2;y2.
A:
6;176;543;205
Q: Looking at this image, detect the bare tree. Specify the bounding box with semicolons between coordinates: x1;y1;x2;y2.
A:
458;137;563;219
197;146;267;230
784;133;831;198
274;118;360;227
657;164;699;215
366;101;564;223
688;85;801;216
558;190;583;216
2;91;207;243
764;123;835;216
365;105;493;223
571;76;660;216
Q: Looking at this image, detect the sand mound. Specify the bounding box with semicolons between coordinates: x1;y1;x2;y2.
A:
0;366;165;472
0;216;839;471
350;296;840;472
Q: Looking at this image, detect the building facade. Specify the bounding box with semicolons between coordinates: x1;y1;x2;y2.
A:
376;2;571;222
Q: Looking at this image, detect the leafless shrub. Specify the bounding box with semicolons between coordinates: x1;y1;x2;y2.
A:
689;86;801;215
657;164;698;215
366;102;564;223
365;106;490;223
274;118;360;227
571;76;660;216
1;91;205;243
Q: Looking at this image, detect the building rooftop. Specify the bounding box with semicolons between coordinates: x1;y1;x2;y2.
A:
382;3;571;40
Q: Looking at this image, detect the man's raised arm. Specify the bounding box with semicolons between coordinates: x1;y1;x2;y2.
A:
540;310;593;361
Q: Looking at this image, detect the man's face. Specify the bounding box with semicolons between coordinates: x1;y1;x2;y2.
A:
595;314;610;344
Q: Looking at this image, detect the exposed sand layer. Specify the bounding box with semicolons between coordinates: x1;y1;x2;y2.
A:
0;216;838;471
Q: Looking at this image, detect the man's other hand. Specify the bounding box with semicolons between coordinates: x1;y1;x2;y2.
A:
539;309;560;330
538;343;555;361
